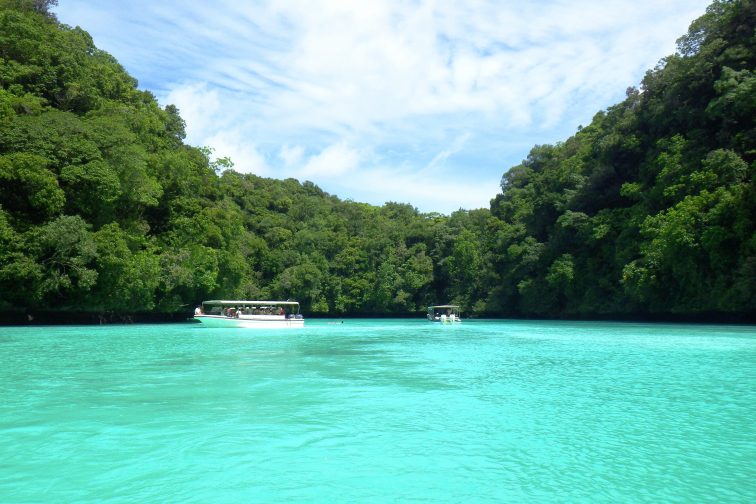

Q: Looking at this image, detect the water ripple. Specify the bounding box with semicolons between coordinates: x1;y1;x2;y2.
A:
0;320;754;502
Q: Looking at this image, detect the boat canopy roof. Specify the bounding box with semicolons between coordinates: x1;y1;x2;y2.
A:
202;300;300;306
428;304;460;309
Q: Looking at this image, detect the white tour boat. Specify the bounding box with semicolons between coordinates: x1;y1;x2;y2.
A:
194;300;304;328
427;305;462;323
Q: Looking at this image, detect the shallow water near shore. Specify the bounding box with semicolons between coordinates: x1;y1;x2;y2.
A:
1;319;755;502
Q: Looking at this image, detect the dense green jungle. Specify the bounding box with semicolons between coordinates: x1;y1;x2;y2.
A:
0;0;754;321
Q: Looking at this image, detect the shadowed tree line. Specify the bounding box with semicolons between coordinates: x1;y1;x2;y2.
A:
0;0;753;320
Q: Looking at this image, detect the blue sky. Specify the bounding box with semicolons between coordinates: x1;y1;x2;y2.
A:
55;0;710;214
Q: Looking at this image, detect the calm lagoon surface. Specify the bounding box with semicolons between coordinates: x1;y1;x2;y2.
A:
1;319;755;503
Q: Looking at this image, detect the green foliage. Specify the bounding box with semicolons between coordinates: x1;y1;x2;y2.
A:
88;223;159;311
0;0;753;320
24;215;98;306
483;0;755;317
0;152;64;221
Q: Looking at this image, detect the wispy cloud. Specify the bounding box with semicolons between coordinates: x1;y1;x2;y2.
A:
298;142;361;179
427;133;473;170
279;145;304;168
56;0;710;212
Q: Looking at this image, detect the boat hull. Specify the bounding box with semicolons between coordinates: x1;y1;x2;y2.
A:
194;315;304;328
428;316;462;324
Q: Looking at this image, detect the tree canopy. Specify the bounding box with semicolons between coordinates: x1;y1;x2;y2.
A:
485;0;755;317
0;0;753;320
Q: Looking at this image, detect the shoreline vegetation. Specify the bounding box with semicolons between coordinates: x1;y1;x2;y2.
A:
2;310;754;326
0;0;754;324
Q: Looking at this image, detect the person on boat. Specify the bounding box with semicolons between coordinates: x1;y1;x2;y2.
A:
279;307;285;316
194;306;202;316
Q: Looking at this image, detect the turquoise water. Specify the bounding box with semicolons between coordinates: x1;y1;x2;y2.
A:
1;320;755;503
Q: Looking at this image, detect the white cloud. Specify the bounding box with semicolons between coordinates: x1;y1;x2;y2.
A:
162;82;222;140
427;133;472;170
323;163;502;214
55;0;712;213
298;142;361;179
203;130;272;177
279;145;305;167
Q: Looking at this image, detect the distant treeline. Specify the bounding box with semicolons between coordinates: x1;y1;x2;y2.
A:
0;0;753;320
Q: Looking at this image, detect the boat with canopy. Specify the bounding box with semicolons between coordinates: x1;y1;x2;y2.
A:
194;300;304;328
426;305;462;323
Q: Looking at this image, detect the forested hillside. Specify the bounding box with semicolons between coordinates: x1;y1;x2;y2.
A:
0;0;753;321
485;0;755;318
0;0;490;317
